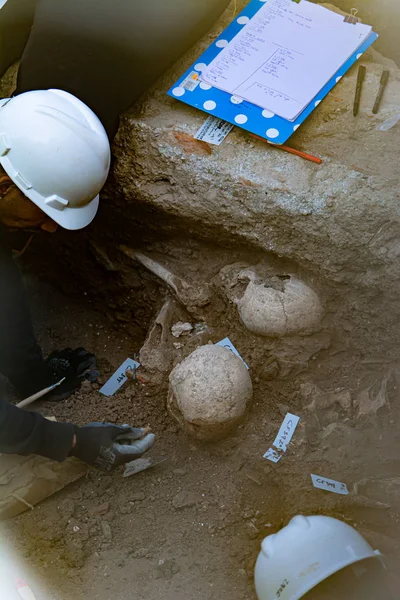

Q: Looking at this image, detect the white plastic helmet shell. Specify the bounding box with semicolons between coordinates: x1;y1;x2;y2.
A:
0;90;111;230
254;515;381;600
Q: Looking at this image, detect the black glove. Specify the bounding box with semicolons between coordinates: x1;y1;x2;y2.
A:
46;347;97;381
16;348;98;400
43;347;99;401
71;423;156;471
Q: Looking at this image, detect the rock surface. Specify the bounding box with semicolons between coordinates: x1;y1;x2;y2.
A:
2;4;400;353
171;321;193;338
1;4;399;307
355;373;391;417
110;2;400;305
168;344;253;440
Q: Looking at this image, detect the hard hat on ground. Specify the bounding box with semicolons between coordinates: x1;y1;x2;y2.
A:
0;89;111;230
254;515;382;600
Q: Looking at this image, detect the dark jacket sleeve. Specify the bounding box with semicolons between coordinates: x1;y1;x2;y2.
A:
0;397;75;462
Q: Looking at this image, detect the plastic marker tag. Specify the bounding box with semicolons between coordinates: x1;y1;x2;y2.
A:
216;337;249;369
311;474;349;495
182;71;201;92
264;413;300;462
195;116;234;146
263;447;282;464
16;579;38;600
99;358;140;397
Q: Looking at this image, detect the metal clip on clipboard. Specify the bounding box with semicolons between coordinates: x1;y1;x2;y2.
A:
292;1;361;24
344;8;361;24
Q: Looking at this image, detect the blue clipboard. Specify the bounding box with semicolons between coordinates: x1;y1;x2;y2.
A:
167;0;378;145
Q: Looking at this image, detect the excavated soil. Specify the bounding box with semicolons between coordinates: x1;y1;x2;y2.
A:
1;1;400;597
1;232;400;600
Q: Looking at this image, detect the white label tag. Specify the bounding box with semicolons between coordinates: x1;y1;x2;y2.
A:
195;116;234;146
264;413;300;462
273;413;300;452
181;71;201;92
216;337;249;369
311;474;349;495
263;447;282;463
99;358;140;397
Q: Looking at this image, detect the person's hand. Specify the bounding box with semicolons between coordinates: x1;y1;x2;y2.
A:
71;423;156;471
17;348;98;401
22;347;99;402
46;348;97;381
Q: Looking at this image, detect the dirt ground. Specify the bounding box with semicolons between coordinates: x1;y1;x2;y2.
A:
0;0;399;596
1;257;400;600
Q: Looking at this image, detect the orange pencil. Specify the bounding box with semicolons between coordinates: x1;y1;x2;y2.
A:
250;133;322;164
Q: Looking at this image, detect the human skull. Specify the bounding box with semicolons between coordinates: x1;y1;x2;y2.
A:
168;345;253;440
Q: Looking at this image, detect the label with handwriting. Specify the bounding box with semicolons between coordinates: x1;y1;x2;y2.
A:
99;358;140;397
264;413;300;462
311;474;349;495
195;116;234;146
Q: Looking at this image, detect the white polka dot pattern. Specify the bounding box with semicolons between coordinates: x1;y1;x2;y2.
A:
235;114;248;125
262;109;275;119
204;100;217;111
266;128;279;139
172;87;185;97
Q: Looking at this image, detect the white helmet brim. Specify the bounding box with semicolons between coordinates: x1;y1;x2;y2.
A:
40;193;100;231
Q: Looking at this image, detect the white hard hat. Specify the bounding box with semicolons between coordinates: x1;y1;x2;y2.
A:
254;515;381;600
0;89;111;230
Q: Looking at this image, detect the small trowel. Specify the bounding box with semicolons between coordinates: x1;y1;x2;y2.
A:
123;455;167;478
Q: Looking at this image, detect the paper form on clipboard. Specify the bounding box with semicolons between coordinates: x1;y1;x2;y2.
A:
200;0;372;121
